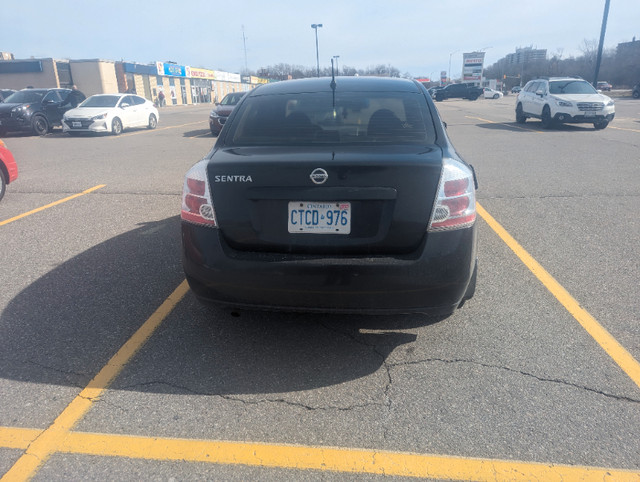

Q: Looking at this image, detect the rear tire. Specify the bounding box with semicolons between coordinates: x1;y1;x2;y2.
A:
493;94;500;99
633;90;640;99
540;105;554;129
458;260;477;308
111;117;123;135
147;114;157;129
515;103;526;124
32;115;49;136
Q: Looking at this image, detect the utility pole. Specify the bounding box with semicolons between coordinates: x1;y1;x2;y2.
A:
593;0;610;87
242;25;248;74
311;24;323;77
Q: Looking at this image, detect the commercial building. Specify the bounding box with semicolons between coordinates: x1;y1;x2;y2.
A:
505;47;547;65
0;55;267;105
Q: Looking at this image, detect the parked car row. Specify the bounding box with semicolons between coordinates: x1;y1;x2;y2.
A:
0;88;159;136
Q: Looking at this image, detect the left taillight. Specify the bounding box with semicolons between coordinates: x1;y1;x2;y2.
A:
428;157;476;231
181;160;217;227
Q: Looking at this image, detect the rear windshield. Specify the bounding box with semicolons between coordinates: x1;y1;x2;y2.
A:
226;91;435;146
549;80;597;95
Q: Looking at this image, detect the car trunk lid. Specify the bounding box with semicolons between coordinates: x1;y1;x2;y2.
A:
207;146;443;254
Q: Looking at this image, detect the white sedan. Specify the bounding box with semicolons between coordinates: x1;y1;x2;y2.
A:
483;88;504;99
63;93;159;135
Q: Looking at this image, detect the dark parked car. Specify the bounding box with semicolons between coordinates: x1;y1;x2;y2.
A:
0;88;85;136
633;83;640;99
433;83;483;101
511;86;522;94
209;91;246;135
0;138;18;202
182;77;478;315
0;89;16;102
596;81;612;91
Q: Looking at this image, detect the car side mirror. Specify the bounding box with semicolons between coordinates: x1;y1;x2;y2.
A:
121;103;130;109
536;90;545;97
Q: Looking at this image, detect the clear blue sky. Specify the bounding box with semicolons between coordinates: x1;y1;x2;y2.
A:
3;0;637;78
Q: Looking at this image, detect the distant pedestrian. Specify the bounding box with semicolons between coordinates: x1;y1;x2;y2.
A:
158;90;165;107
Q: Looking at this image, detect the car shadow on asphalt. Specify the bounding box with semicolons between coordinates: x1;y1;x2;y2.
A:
1;216;445;395
182;129;212;138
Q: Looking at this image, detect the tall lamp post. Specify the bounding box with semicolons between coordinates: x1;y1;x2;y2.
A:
333;55;340;76
448;50;459;84
311;24;323;77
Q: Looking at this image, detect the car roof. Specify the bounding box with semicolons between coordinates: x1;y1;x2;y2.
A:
20;88;69;92
88;93;128;97
249;76;421;96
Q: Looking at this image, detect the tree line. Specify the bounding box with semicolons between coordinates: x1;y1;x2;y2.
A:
249;40;639;90
252;63;407;80
483;40;640;90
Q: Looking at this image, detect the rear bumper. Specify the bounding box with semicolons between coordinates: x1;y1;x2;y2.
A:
182;222;477;315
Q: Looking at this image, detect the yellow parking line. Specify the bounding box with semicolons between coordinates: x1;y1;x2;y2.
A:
0;185;106;227
0;427;637;481
477;203;640;389
0;280;190;481
609;126;640;133
0;427;41;450
3;207;640;480
464;115;544;133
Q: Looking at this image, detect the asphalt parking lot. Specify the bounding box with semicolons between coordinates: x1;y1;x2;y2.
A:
0;95;639;481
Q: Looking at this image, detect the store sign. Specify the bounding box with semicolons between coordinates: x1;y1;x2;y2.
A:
462;52;485;82
190;67;216;80
156;61;187;77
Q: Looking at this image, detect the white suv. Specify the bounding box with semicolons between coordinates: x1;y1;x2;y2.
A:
516;77;615;130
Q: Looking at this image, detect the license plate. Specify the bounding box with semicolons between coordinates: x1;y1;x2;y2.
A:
584;111;596;117
72;121;82;128
288;201;351;234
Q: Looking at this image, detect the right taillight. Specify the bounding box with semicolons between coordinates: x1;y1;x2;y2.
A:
181;160;217;227
428;157;476;231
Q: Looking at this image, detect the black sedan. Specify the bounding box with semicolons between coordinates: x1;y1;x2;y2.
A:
0;88;85;136
182;77;478;315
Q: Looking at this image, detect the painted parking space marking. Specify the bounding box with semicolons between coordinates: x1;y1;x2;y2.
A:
1;427;639;481
609;125;640;133
2;208;640;479
464;115;544;133
0;184;106;227
0;280;190;481
477;203;640;389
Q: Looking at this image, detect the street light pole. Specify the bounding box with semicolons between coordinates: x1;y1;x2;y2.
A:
311;24;323;77
448;50;458;84
333;55;340;76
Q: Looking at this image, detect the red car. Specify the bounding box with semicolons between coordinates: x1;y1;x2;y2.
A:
0;139;18;202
